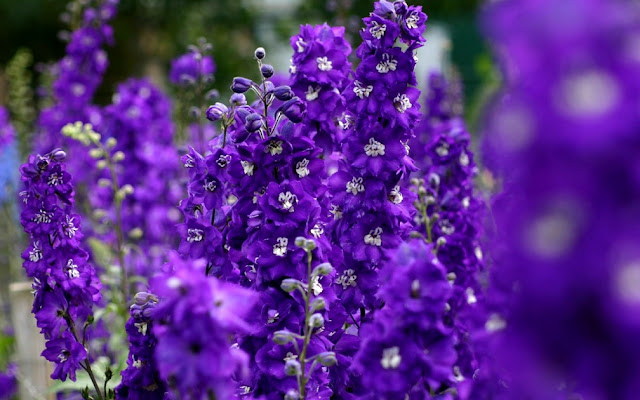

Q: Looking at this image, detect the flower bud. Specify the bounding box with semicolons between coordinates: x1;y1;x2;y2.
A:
245;113;263;133
206;103;228;121
96;160;107;170
316;351;337;367
281;279;303;293
310;297;326;312
231;77;253;93
312;263;333;276
134;292;152;306
254;47;266;60
260;64;275;78
272;330;294;345
205;89;220;101
89;148;104;159
105;137;117;149
284;359;301;376
278;97;306;123
309;313;324;329
121;184;135;195
98;178;111;188
294;237;307;248
49;149;67;161
112;151;125;162
230;93;247;106
128;228;143;239
273;85;294;101
189;106;201;118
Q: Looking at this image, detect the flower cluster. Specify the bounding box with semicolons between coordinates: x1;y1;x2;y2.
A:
150;253;256;399
19;149;101;382
96;78;182;279
37;0;119;180
330;0;427;311
289;24;352;152
179;48;344;398
479;0;640;398
115;292;165;400
353;239;455;398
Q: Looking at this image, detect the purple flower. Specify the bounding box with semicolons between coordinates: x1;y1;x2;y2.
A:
169;53;216;86
42;332;87;382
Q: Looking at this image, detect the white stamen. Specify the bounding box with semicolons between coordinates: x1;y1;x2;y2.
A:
466;288;477;305
459;152;469;167
278;191;298;213
406;13;419;29
48;173;63;186
311;276;323;296
364;138;385;157
338;113;353;130
266;140;283;156
381;347;401;369
183;155;195;168
389;185;403;204
204;179;217;192
306;85;321;101
296;159;310;178
296;38;307;53
187;228;204;243
273;237;288;257
29;242;43;262
310;224;324;238
63;215;78;238
353;81;374;99
216;154;231;168
336;269;357;289
364;227;383;246
393;94;412;113
316;56;333;71
241;160;255;176
485;314;507;332
66;259;80;279
135;322;148;336
33;209;52;224
369;20;386;39
346;177;365;195
376;53;397;74
330;205;343;220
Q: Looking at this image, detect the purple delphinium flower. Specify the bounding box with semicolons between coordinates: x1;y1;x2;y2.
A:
0;363;17;400
94;78;182;281
36;0;118;181
115;292;166;400
179;49;344;399
289;24;352;152
19;150;102;382
331;0;427;313
150;253;256;399
351;239;456;399
477;0;640;398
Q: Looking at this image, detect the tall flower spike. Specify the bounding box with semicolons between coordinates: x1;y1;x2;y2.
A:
19;150;104;396
37;0;119;181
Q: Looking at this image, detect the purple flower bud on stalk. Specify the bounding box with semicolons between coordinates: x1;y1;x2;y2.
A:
261;64;275;78
231;77;254;93
230;93;247;106
245;113;263;132
278;97;306;123
254;47;266;60
206;102;228;121
274;85;295;101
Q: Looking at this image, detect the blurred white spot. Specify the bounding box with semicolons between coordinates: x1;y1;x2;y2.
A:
491;106;533;152
485;313;506;332
526;211;577;259
557;70;620;117
616;261;640;303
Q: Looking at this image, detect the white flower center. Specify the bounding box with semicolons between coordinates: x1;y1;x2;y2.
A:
63;215;78;238
266;140;283;156
33;209;52;224
183;155;195;168
336;269;357;289
440;220;455;235
466;288;477;305
370;20;387;39
459;152;469;167
241;160;255;176
376;53;397;74
406;13;419;29
389;185;403;204
296;38;307;53
311;276;323;296
338;113;353;130
216;154;231;168
330;205;343;220
485;314;507;332
48;173;63;186
364;227;383;246
278;191;298;212
29;241;43;262
204;179;217;192
436;142;449;157
346;177;365;195
381;347;401;369
316;56;333;71
66;259;80;279
353;81;374;99
273;237;288;257
364;138;385;157
310;224;324;238
306;85;321;101
394;94;412;113
187;228;204;243
58;352;69;363
133;358;143;369
296;159;310;177
135;322;148;336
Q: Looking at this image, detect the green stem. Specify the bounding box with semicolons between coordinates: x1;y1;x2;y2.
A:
67;318;104;400
298;250;314;399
